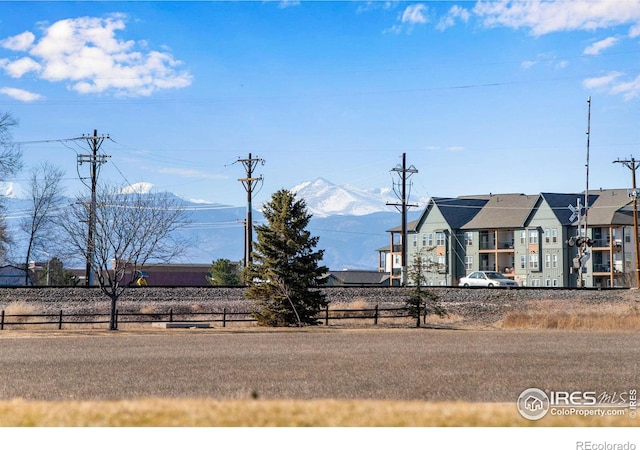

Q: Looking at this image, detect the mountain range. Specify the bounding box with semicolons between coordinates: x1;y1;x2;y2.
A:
2;178;423;271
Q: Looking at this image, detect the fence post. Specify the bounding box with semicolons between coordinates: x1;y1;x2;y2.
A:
169;308;173;323
223;308;227;328
58;309;63;330
324;304;329;326
374;304;379;325
1;310;4;330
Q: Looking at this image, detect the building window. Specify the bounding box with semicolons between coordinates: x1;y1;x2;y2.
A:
530;279;540;287
545;278;551;287
422;233;427;246
436;232;446;246
413;234;417;247
465;256;473;271
394;255;400;266
545;254;551;269
545;229;550;243
529;254;539;270
552;254;558;268
380;252;385;268
520;255;526;269
464;232;473;246
552;229;558;243
428;233;433;246
552;279;558;287
437;255;446;272
520;230;526;244
529;230;538;244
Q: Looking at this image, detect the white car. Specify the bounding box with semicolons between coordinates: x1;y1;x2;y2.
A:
458;271;518;287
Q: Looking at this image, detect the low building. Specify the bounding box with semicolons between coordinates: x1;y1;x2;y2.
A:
323;270;390;286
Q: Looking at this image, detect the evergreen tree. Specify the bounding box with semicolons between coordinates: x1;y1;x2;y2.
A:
406;252;447;327
245;189;328;326
206;258;242;285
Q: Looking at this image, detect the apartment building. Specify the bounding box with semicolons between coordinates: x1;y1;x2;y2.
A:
379;189;638;288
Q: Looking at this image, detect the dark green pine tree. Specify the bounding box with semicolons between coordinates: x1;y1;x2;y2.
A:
206;258;242;286
245;189;328;326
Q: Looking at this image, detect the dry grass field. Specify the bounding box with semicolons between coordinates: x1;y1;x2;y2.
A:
1;398;637;427
1;327;639;427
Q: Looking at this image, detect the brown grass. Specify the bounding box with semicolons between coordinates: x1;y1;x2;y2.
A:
2;301;40;329
0;398;636;427
499;301;640;331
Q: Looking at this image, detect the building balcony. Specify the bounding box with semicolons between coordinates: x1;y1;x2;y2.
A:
479;241;515;251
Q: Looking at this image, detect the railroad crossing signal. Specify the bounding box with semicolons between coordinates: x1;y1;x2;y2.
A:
568;203;579;223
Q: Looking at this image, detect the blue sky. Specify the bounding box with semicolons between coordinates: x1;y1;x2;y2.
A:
1;0;640;207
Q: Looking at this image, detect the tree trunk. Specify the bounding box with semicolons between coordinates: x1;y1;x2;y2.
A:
109;294;118;331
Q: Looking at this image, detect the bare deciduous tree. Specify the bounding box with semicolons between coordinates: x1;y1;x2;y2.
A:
0;113;22;179
20;163;65;285
59;184;191;330
0;112;23;261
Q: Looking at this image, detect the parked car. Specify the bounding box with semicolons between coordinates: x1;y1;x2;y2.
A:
458;271;518;287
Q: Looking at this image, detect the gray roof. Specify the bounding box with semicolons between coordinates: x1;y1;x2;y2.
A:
586;189;634;225
540;192;598;226
386;219;419;233
462;193;539;229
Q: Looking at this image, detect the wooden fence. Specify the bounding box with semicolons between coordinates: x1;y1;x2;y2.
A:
0;305;412;330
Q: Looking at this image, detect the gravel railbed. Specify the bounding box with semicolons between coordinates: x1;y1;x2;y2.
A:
0;286;636;327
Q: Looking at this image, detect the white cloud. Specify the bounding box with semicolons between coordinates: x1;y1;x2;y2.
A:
401;4;428;24
384;3;429;33
4;57;41;78
520;53;568;71
0;87;43;102
437;5;471;31
609;74;640;99
0;15;192;97
582;71;640;100
583;71;623;89
473;0;640;36
584;36;619;55
447;146;465;152
0;31;35;51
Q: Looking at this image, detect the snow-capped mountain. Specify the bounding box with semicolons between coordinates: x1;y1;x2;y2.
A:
290;178;401;217
1;179;423;270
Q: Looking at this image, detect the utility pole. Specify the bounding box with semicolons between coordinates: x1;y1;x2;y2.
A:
77;129;110;286
613;157;640;288
387;153;418;286
237;153;264;267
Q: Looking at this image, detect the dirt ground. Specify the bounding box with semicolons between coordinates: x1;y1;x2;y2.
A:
0;328;638;403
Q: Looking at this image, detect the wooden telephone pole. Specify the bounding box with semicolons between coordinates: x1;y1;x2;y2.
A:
238;153;264;267
613;157;640;288
77;129;110;286
387;153;418;286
